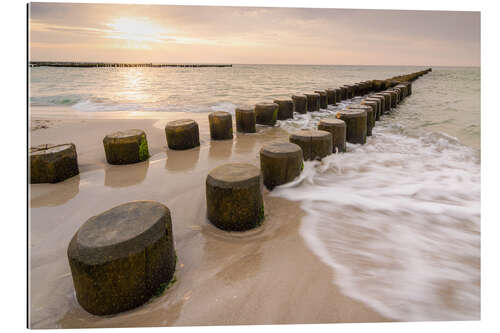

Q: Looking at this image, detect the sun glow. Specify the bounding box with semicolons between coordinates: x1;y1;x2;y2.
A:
106;18;172;44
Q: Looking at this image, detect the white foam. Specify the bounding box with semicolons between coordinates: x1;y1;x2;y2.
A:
271;125;480;321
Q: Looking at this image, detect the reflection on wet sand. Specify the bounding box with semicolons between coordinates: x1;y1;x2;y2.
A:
104;160;149;187
165;147;201;172
30;175;80;208
233;132;257;155
208;139;234;160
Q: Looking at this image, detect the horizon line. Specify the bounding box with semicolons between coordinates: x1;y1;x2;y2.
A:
28;61;479;68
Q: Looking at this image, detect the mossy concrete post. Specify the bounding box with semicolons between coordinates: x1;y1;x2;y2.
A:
206;163;264;231
372;80;384;92
334;89;342;103
347;85;355;98
339;87;347;100
273;99;294;120
103;129;149;165
314;90;328;109
318;118;346;153
387;90;398;108
369;95;386;116
260;142;303;190
375;93;391;112
337;109;367;144
292;94;307;114
326;89;337;105
255;103;279;126
363;98;381;121
348;104;375;136
67;201;176;316
395;84;408;99
305;93;320;112
235;107;256;133
209;111;233;140
342;85;353;99
391;88;401;104
165;119;200;150
30;143;79;183
353;83;361;96
289;130;332;161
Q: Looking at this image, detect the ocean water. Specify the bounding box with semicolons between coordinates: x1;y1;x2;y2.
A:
29;65;480;321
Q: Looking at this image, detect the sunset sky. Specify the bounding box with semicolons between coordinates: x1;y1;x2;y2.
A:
29;3;480;66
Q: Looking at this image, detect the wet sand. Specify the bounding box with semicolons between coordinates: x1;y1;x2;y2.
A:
29;107;390;328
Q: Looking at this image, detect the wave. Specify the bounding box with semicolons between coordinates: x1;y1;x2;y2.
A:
271;124;480;321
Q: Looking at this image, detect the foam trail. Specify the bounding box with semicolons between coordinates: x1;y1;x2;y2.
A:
271;125;480;321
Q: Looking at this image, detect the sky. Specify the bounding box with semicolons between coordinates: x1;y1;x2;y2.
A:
29;3;480;66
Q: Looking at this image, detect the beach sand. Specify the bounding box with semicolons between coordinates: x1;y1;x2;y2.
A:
29;106;390;328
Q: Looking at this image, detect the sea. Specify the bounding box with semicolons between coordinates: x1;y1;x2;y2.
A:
30;64;481;321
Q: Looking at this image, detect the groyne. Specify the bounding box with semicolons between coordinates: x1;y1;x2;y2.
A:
30;67;432;316
29;62;232;68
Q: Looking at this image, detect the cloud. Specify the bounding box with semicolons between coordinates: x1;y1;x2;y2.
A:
28;3;480;66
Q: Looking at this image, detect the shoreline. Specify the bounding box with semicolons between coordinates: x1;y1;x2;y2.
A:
29;108;392;328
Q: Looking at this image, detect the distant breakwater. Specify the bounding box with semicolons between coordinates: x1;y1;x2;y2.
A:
29;62;232;68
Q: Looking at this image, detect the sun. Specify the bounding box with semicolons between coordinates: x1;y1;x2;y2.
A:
106;17;170;44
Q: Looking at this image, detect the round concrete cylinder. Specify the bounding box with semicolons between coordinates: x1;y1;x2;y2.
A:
165;119;200;150
334;89;342;103
30;143;79;183
361;100;379;122
292;94;307;114
343;85;354;99
369;95;386;116
325;89;337;105
235;107;256;133
255;103;279;126
289;130;332;161
339;87;347;100
314;90;328;109
318;118;346;153
103;129;149;165
387;90;398;108
206;163;264;231
305;93;320;112
260;142;303;190
337;109;367;144
273;99;294;120
363;98;381;121
67;201;176;316
376;93;392;111
209;111;233;140
348;104;375;136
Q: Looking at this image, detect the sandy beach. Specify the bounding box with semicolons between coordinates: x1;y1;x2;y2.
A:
29;106;390;328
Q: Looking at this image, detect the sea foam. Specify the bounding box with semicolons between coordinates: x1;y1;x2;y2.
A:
271;123;480;321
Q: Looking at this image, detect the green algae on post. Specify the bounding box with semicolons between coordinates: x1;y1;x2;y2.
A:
30;143;79;183
103;129;150;165
67;201;176;316
165;119;200;150
260;142;304;190
206;163;264;231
